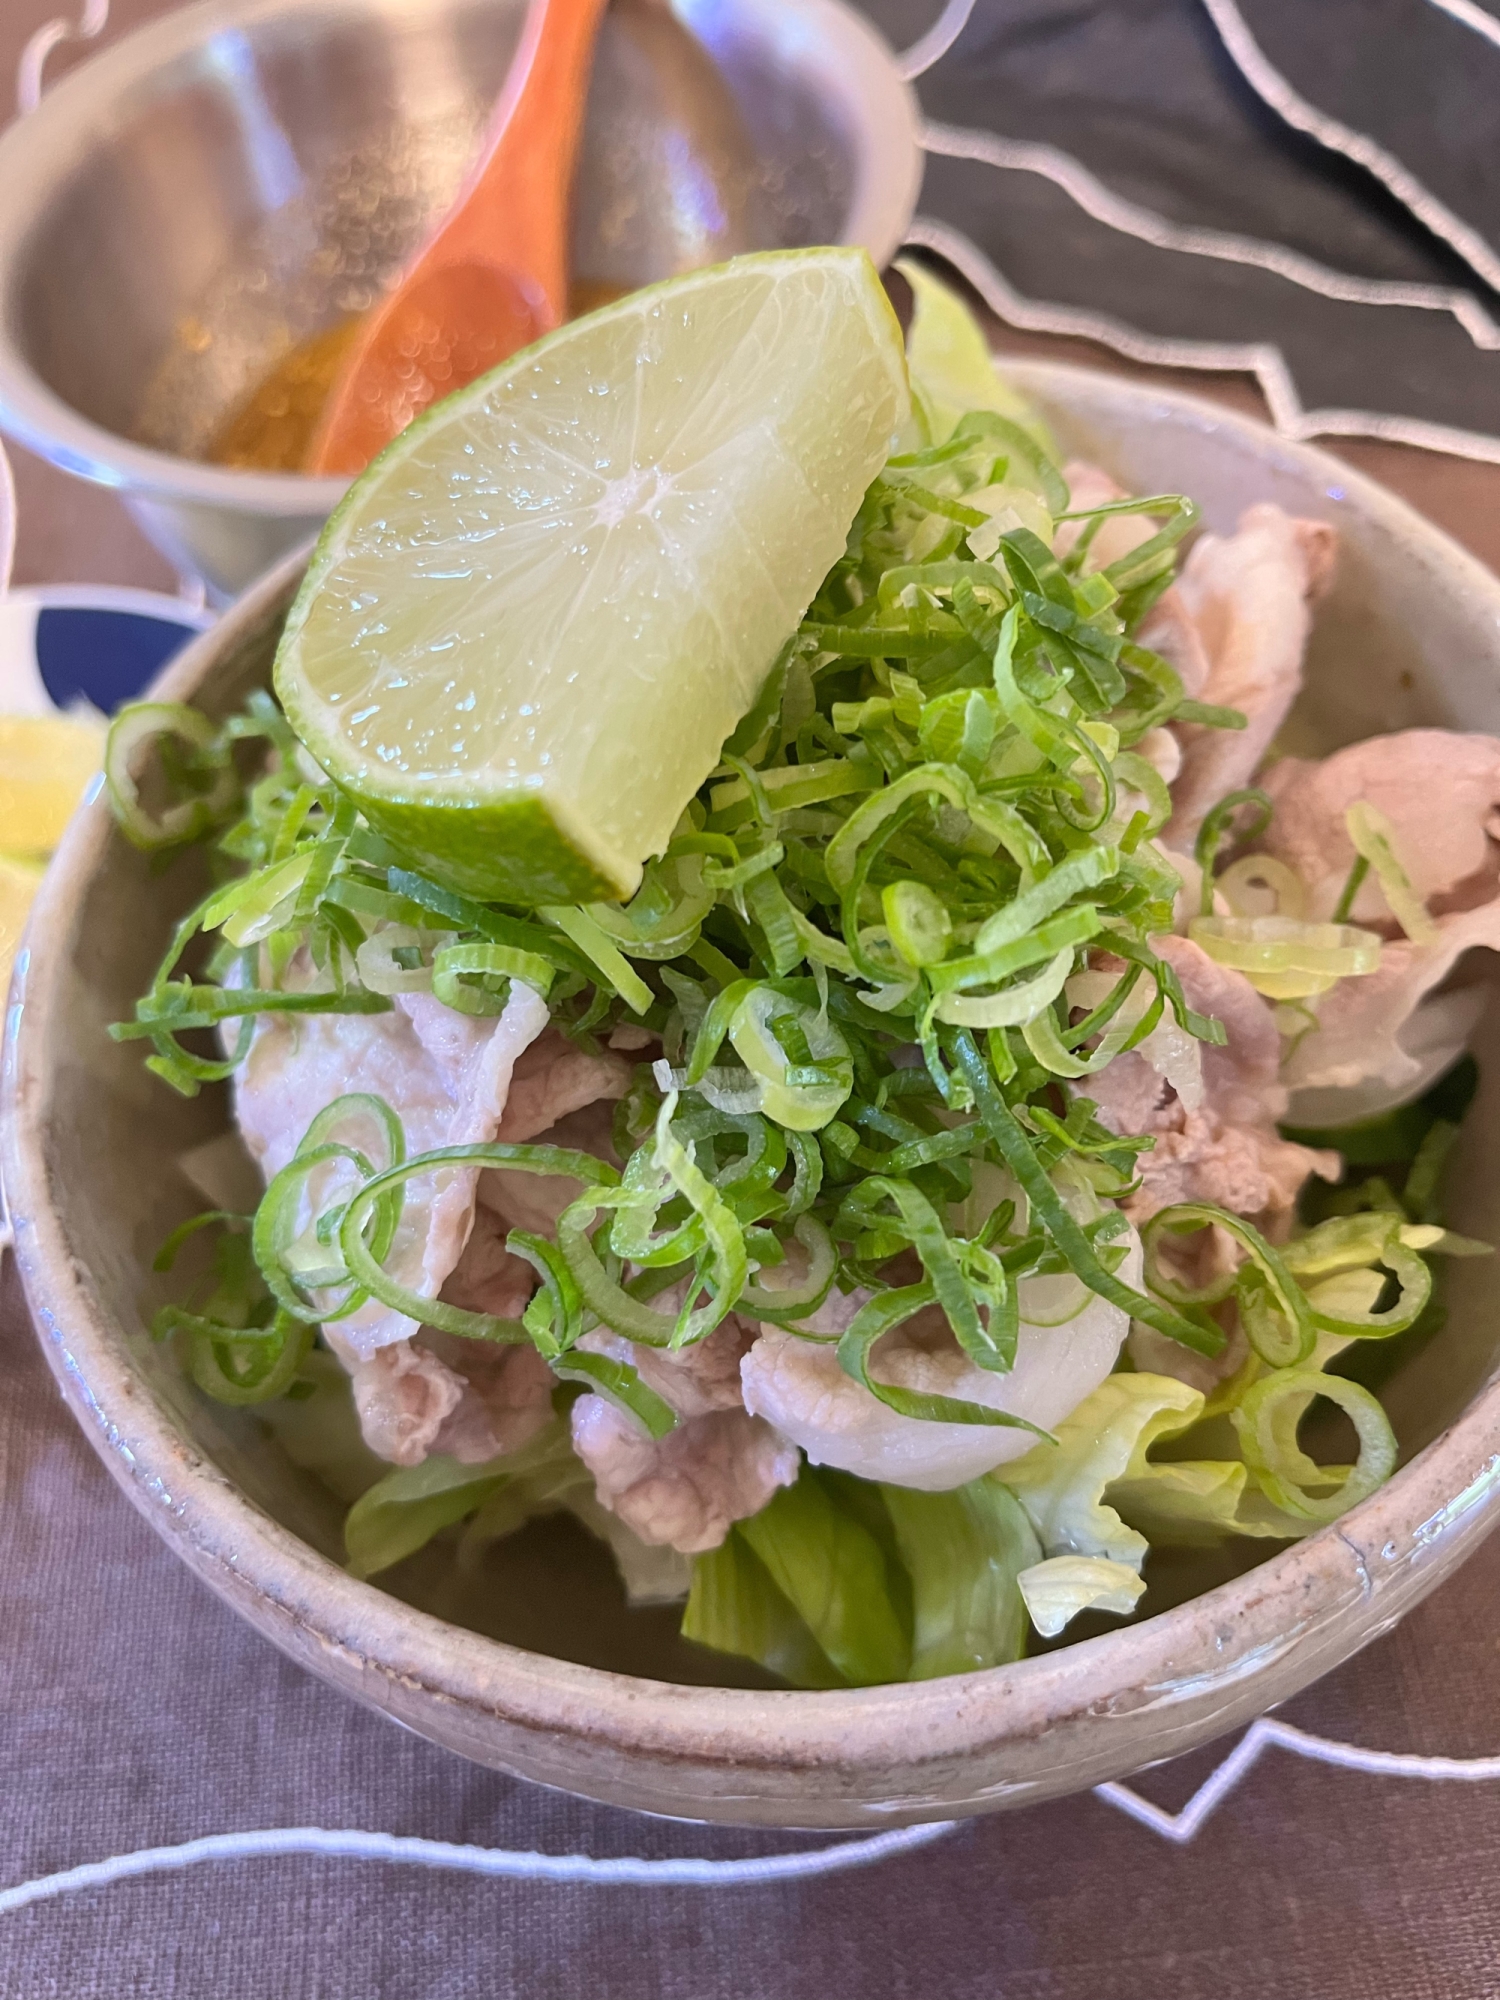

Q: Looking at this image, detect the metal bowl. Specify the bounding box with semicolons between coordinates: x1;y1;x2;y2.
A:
0;0;921;599
8;364;1500;1828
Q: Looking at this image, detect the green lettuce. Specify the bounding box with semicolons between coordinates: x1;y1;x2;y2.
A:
1001;1369;1318;1561
682;1534;844;1689
344;1451;514;1580
686;1466;1048;1686
1001;1372;1209;1566
882;1479;1039;1677
1017;1555;1147;1638
897;257;1056;452
737;1471;910;1686
344;1417;594;1579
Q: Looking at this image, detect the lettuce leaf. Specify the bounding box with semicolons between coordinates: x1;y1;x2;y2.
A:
1107;1455;1260;1545
1018;1555;1147;1637
688;1470;1042;1685
345;1451;511;1580
1001;1370;1320;1560
682;1533;845;1689
897;257;1055;452
345;1417;589;1579
1001;1373;1207;1568
737;1470;911;1686
881;1479;1039;1677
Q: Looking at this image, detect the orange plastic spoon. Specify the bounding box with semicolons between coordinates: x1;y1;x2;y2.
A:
307;0;610;475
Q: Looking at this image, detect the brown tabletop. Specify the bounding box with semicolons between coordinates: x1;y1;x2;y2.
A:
8;2;1500;1995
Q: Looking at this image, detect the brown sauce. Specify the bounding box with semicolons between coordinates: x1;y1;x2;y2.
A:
207;279;632;473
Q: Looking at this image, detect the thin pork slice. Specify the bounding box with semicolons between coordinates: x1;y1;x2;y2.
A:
1281;916;1499;1122
496;1028;633;1143
1260;731;1500;919
1082;935;1337;1228
1162;505;1336;848
570;1316;799;1552
235;979;550;1362
1258;732;1500;1119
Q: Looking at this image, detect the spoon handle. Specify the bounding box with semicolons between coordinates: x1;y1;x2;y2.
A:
425;0;612;321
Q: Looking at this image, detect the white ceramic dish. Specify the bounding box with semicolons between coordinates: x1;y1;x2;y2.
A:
6;362;1500;1828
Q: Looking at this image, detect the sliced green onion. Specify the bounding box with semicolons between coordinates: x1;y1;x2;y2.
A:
738;1215;838;1323
932;945;1077;1030
882;880;953;967
1142;1202;1314;1367
1194;787;1273;916
1188;914;1383;999
651;1094;749;1343
203;849;316;947
929;905;1101;1006
558;1198;690;1348
338;1144;618;1342
550;1349;678;1439
1279;1213;1432;1337
953;1032;1222;1356
727;988;853;1131
431;942;554;1015
974;846;1121;956
105;701;237;853
1345;800;1439;945
539;905;654;1014
587;855;715;960
836;1282;1047;1433
355;925;437;996
1215;854;1307;920
1232;1368;1397;1523
162;1308;313;1407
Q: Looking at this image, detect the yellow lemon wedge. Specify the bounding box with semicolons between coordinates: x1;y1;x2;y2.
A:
0;711;105;857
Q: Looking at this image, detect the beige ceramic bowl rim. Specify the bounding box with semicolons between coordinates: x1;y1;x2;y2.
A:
0;0;922;515
9;359;1500;1799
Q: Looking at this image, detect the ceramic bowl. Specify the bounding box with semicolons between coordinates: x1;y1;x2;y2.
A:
7;362;1500;1829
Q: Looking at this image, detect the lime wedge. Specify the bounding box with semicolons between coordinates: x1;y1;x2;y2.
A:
275;248;909;904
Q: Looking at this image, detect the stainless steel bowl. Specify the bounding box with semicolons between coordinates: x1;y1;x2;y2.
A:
0;0;921;599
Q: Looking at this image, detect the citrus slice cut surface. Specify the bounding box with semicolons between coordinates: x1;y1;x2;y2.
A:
275;247;909;903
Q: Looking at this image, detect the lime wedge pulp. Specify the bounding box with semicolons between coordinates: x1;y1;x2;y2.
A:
276;248;910;904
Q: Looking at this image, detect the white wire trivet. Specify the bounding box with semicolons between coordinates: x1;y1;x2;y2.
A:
898;0;1500;464
7;1720;1500;1914
16;0;108;115
1203;0;1500;299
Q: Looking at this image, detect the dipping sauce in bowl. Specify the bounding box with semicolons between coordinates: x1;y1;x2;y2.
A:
0;0;921;594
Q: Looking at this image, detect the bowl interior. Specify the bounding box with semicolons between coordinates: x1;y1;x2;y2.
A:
11;0;862;463
17;366;1500;1685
